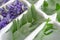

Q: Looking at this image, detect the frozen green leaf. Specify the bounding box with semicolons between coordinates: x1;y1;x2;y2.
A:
56;3;60;11
26;8;33;23
11;20;17;33
14;23;31;40
43;1;48;7
43;23;54;35
56;10;60;22
41;0;56;15
16;19;20;29
34;19;56;40
47;0;56;9
20;14;28;26
31;4;44;21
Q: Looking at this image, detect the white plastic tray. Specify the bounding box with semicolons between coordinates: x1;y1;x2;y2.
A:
0;0;60;40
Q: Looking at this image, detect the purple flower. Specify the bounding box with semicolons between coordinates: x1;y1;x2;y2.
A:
0;8;7;17
0;0;27;30
0;14;10;29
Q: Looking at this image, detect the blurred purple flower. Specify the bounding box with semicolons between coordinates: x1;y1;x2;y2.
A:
0;14;10;29
0;0;27;30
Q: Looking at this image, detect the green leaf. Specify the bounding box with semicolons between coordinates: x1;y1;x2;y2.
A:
41;0;56;15
56;10;60;22
11;20;17;33
31;4;43;21
29;21;40;32
43;1;48;7
43;23;54;35
14;23;31;40
56;3;60;11
33;19;55;40
16;19;20;29
47;0;56;8
42;18;54;35
26;8;33;23
20;14;27;26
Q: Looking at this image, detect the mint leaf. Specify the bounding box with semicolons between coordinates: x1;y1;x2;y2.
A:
43;1;48;7
56;10;60;22
56;3;60;11
33;19;55;40
41;0;56;15
43;23;54;35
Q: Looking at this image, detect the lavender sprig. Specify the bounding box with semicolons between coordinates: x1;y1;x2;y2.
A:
0;0;27;30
